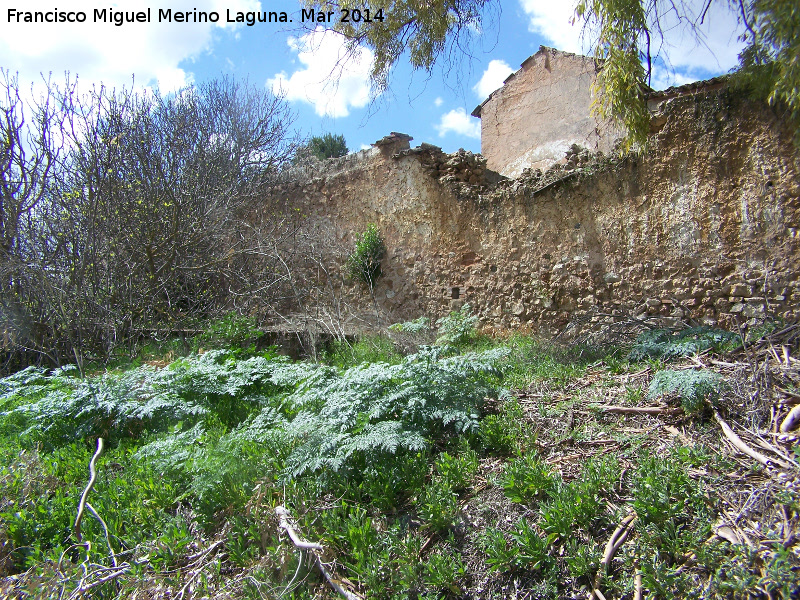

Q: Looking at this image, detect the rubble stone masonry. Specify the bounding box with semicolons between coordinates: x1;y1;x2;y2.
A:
260;88;799;337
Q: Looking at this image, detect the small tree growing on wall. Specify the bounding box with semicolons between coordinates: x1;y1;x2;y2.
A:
347;224;386;326
347;224;386;290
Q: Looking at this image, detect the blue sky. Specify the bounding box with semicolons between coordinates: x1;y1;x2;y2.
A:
1;1;747;154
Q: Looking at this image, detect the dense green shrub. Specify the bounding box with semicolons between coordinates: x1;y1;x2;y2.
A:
282;346;506;478
194;313;264;351
306;132;348;160
347;224;386;288
436;303;479;347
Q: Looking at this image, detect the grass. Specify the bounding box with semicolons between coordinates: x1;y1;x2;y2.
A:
0;319;798;599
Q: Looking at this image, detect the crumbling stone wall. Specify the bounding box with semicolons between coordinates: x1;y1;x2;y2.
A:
258;88;799;337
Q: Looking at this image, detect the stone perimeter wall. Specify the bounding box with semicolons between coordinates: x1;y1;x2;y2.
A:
260;88;800;337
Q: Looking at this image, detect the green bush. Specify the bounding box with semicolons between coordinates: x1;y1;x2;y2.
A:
347;224;386;288
307;132;348;160
194;313;264;351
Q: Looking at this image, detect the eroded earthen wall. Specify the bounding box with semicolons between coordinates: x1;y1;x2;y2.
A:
259;89;800;337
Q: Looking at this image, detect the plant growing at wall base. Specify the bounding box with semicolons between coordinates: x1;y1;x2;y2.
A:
347;224;386;289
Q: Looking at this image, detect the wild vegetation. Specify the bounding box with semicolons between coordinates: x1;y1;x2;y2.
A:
0;72;305;374
1;310;798;599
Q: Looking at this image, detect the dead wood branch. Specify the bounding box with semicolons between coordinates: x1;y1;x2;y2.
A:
592;405;682;415
779;405;800;433
591;513;637;600
713;412;794;470
275;505;363;600
74;437;104;542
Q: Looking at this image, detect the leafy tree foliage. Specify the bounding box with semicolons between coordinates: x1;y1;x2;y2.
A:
308;132;349;159
307;0;495;92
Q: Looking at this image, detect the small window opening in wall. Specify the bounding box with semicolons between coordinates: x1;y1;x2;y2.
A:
451;287;460;300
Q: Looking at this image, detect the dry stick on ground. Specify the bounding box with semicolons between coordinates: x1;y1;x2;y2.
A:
591;513;637;600
713;411;795;471
74;437;104;542
780;405;800;433
175;540;225;600
68;566;131;600
275;505;363;600
592;405;683;416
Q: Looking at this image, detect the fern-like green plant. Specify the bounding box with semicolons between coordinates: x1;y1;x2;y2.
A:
281;346;507;478
647;369;725;414
7;350;317;448
629;327;739;362
436;303;479;347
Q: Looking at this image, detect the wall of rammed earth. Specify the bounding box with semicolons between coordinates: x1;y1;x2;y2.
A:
258;88;800;337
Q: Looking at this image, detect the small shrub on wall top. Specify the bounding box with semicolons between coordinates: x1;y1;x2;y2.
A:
347;224;386;288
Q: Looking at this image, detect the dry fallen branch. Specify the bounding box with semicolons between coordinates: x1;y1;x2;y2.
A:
779;405;800;433
633;570;643;600
176;540;224;600
714;411;795;471
591;513;637;600
275;505;363;600
592;405;682;416
74;437;104;542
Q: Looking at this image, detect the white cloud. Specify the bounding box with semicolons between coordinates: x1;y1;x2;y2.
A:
434;96;444;107
0;0;261;93
518;0;746;89
435;108;481;139
474;59;515;99
268;27;373;118
519;0;588;54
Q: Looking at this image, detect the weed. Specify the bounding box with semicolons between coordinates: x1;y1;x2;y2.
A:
417;483;460;532
632;451;710;527
434;444;478;492
565;538;601;580
539;480;604;539
424;549;466;595
478;395;530;455
227;515;261;566
510;518;554;571
194;312;265;352
481;528;517;573
501;453;557;503
322;334;402;368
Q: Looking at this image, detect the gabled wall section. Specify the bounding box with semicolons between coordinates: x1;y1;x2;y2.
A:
472;46;621;178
